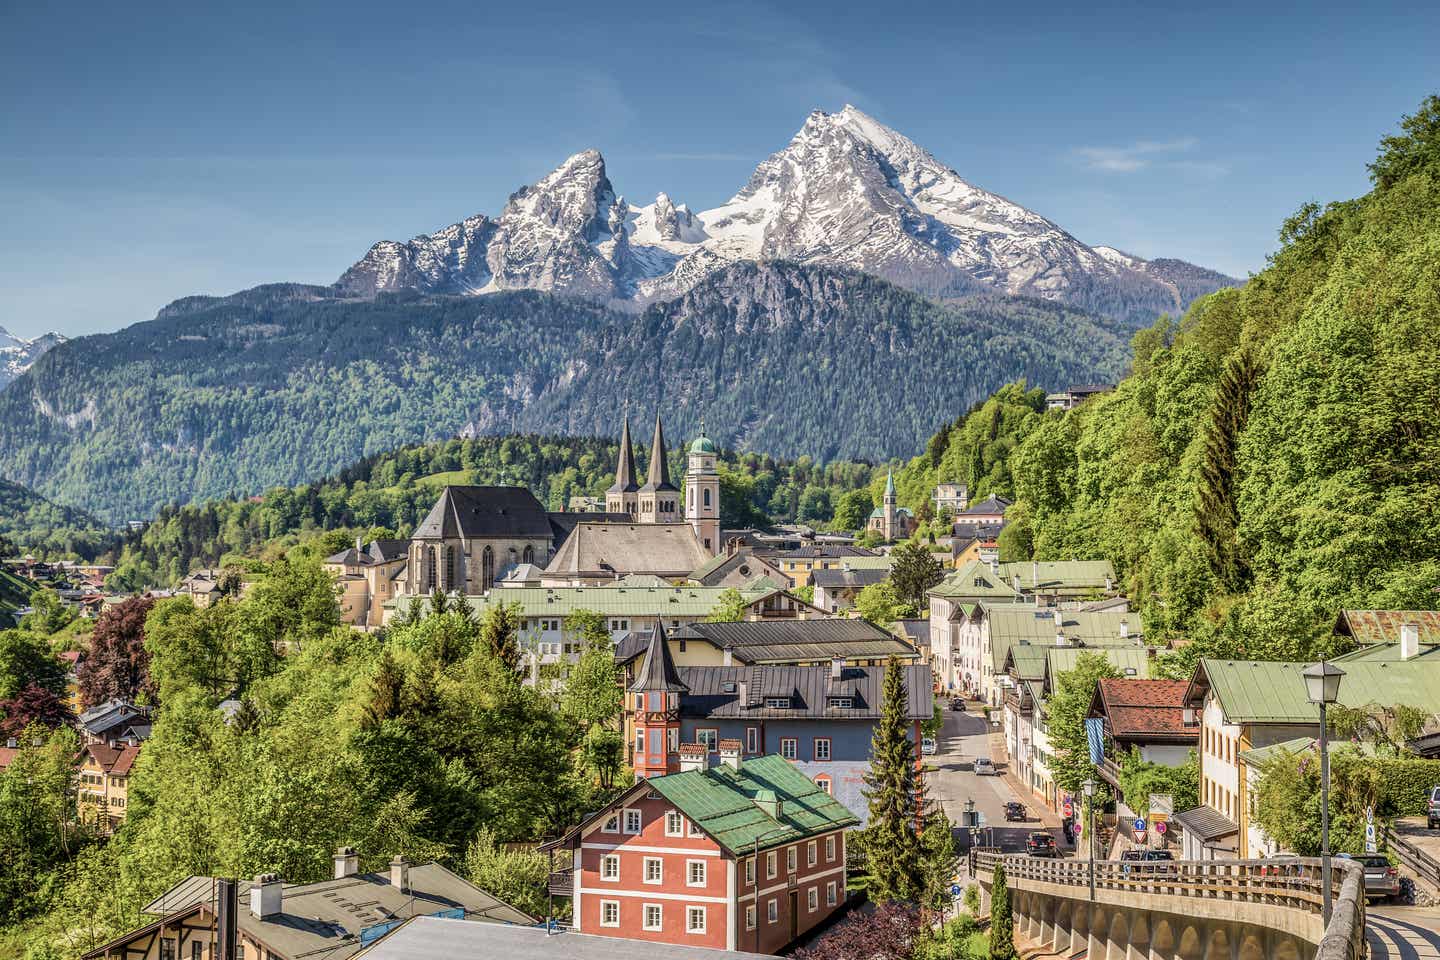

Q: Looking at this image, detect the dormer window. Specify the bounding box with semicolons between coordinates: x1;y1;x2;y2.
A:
827;697;854;709
764;697;792;709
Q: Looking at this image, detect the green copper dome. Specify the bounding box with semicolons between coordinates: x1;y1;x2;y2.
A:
689;435;717;455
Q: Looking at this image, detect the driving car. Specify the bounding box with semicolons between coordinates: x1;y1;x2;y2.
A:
1428;785;1440;829
921;736;937;756
1004;801;1027;822
1337;853;1401;901
1120;849;1175;874
973;757;996;776
1026;832;1058;857
950;697;965;712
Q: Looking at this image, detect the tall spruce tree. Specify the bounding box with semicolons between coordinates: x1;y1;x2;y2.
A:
989;861;1016;960
890;540;945;611
861;656;926;901
480;602;524;675
1194;349;1260;592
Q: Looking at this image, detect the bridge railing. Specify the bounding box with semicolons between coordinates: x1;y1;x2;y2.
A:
972;851;1366;960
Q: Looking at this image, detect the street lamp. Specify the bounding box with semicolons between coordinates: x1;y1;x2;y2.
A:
1082;778;1097;902
1303;660;1344;925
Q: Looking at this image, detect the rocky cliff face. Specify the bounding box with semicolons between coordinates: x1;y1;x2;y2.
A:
0;327;65;391
335;106;1237;323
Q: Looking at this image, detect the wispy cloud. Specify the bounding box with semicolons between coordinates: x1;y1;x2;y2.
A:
1072;137;1200;173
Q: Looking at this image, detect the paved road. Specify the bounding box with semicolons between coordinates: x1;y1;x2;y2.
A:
930;708;1052;854
1368;907;1440;959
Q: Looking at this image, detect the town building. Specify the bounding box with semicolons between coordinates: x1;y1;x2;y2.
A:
542;523;713;586
541;750;857;954
614;618;920;672
769;546;883;588
689;550;792;589
684;431;721;555
931;482;969;517
324;538;408;628
995;560;1121;607
1045;384;1114;411
625;622;932;819
78;740;140;835
1179;656;1440;860
1085;678;1199;809
82;854;534;960
810;565;889;613
926;561;1026;694
78;698;153;744
951;495;1011;528
866;471;915;541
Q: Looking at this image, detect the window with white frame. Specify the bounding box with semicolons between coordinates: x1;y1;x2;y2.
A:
807;840;817;867
686;906;706;934
767;898;778;923
643;903;663;931
826;697;853;709
825;835;836;861
826;881;837;906
665;811;683;836
813;738;831;761
786;846;797;873
745;904;756;930
766;851;777;879
746;726;760;754
600;854;619;881
623;808;642;834
668;727;679;751
600;900;620;926
602;813;619;833
808;887;818;912
765;697;791;709
696;729;718;751
644;857;663;884
634;730;644;755
745;857;755;885
687;860;706;886
780;738;797;760
815;775;832;795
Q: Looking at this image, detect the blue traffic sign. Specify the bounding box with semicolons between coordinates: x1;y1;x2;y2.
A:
1133;818;1147;831
950;884;961;897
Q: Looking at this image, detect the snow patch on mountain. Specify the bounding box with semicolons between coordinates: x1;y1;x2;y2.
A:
0;327;65;391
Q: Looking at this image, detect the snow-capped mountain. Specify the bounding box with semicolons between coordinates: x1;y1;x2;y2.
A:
0;327;64;390
337;106;1236;322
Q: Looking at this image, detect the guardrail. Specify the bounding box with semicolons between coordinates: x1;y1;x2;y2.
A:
971;851;1366;960
1385;824;1440;892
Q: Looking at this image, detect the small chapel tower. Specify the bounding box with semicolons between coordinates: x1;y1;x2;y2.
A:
629;620;686;779
882;469;898;541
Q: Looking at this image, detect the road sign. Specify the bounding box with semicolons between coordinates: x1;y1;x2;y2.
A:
950;884;962;897
1133;818;1147;832
1365;841;1378;854
1135;830;1147;844
1365;822;1377;842
1149;794;1174;818
1063;798;1074;818
1155;820;1168;835
1074;822;1083;837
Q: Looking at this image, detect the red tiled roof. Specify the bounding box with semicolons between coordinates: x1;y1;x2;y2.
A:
1095;679;1198;742
58;651;81;665
0;747;17;770
86;742;142;776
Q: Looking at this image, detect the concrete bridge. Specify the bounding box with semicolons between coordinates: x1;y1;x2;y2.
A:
972;851;1366;960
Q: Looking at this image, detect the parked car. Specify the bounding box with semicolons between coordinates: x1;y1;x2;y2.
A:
1120;849;1175;874
1337;853;1402;902
973;757;996;776
1026;832;1059;857
950;698;965;712
1428;785;1440;829
921;736;937;756
1004;801;1027;822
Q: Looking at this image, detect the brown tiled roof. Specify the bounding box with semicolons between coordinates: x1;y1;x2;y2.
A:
1335;610;1440;646
87;742;142;776
1093;679;1197;742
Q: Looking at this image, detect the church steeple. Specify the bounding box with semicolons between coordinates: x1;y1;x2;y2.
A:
606;416;640;517
638;414;679;523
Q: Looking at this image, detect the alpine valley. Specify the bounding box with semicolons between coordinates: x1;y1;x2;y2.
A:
0;106;1237;522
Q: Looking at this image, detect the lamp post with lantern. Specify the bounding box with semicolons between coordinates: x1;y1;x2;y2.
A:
1302;660;1344;926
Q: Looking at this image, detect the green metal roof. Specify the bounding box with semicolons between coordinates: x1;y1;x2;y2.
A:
1045;647;1155;689
1240;737;1377;766
688;552;734;582
996;560;1116;594
1190;659;1440;724
689;436;717;455
648;754;859;854
988;608;1140;672
1007;646;1050;682
928;560;1024;601
835;556;894;571
1333;642;1440;662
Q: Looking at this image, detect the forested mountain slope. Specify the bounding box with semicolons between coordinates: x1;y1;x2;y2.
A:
0;264;1128;523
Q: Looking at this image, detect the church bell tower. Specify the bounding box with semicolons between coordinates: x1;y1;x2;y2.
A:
685;427;721;556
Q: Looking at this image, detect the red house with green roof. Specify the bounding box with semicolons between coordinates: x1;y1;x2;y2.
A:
543;747;858;954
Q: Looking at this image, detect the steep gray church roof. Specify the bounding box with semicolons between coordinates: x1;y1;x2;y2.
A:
411;486;553;540
639;415;677;493
607;416;640;494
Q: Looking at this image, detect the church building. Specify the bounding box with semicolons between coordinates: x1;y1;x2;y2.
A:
867;470;916;541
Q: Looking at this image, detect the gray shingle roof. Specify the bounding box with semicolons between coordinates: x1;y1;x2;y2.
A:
810;567;889;589
676;663;932;720
359;917;772;960
630;621;688;693
543;523;711;577
412;486;554;540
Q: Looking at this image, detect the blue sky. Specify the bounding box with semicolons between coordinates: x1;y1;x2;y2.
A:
2;0;1437;339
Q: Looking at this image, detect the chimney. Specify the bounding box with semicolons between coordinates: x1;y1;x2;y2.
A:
249;874;282;919
1105;576;1114;592
989;558;999;576
1056;630;1069;647
390;856;410;893
830;656;844;680
1013;575;1023;592
4;738;15;749
216;878;238;960
718;739;743;771
355;535;363;553
1032;560;1039;586
1053;609;1063;628
1119;618;1129;640
1402;623;1420;660
678;743;708;773
333;845;359;879
754;789;782;821
722;648;733;667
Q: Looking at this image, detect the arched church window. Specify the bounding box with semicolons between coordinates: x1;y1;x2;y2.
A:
481;546;495;592
523;544;534;564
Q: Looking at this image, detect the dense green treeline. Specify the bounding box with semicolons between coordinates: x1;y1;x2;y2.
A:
889;95;1440;665
0;480;113;559
103;434;879;589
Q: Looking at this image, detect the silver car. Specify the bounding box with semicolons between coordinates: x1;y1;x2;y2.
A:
974;757;996;776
